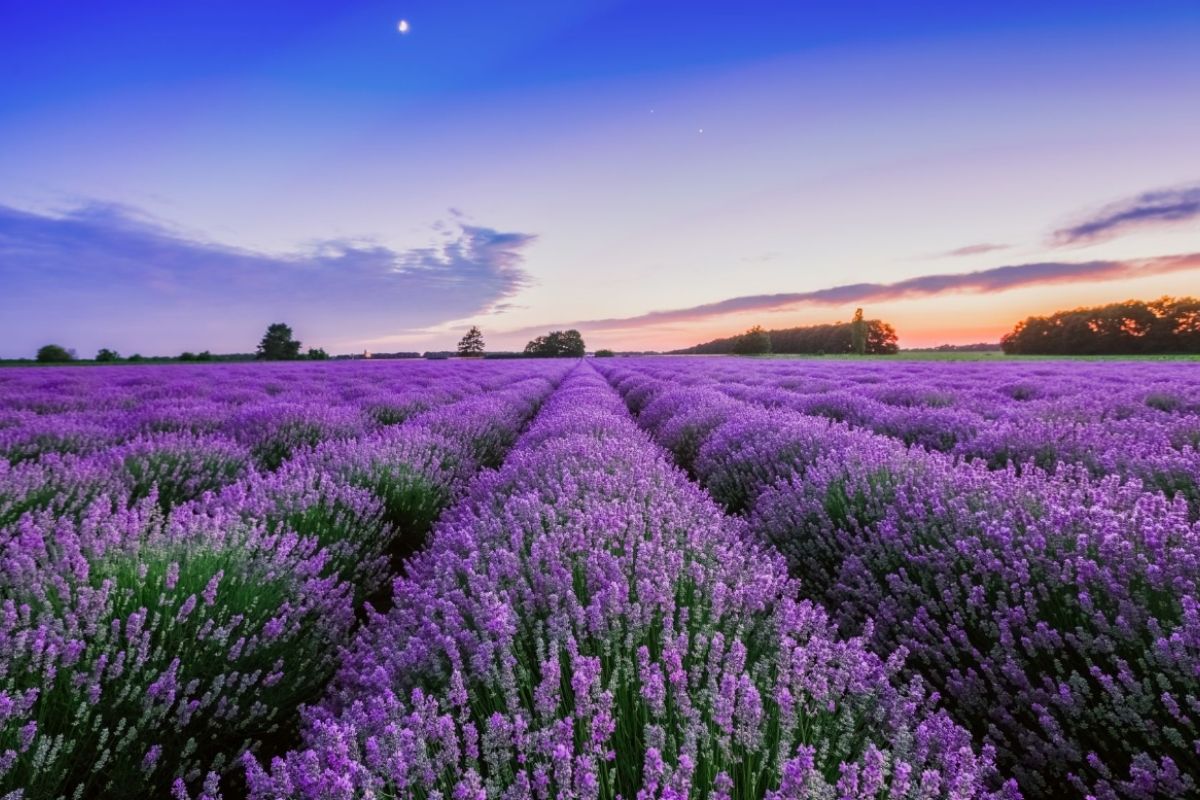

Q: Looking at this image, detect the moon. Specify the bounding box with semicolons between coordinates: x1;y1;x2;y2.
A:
397;19;410;34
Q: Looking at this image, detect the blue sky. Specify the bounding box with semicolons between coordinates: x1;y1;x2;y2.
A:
2;0;1199;355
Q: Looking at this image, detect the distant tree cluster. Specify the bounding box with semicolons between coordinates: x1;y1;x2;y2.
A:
731;325;772;355
677;312;898;355
1001;296;1200;355
30;322;331;365
257;323;303;360
35;344;74;363
524;329;585;357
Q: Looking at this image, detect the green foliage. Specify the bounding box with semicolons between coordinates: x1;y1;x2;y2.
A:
179;351;196;361
346;464;452;556
195;350;213;361
121;450;247;512
867;320;899;354
366;399;428;426
307;347;330;360
731;325;772;355
251;420;327;470
851;307;867;355
1001;296;1200;355
1145;392;1182;413
456;326;485;357
523;329;585;357
35;344;73;363
95;348;120;362
594;349;615;357
323;444;465;565
257;322;303;360
128;353;144;362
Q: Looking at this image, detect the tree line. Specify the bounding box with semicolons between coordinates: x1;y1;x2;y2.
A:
1000;296;1200;355
30;323;330;364
27;323;592;364
675;309;900;355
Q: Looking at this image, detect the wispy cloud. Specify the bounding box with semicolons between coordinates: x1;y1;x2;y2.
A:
1053;183;1200;245
507;252;1200;334
938;242;1010;258
0;201;535;353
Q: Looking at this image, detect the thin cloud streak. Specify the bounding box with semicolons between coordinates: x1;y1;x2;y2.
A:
507;252;1200;335
939;242;1010;257
1054;183;1200;245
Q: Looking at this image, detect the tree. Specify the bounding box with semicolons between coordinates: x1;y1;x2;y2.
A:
257;322;302;360
850;308;867;355
524;329;586;357
557;329;586;357
95;348;120;362
457;326;485;357
732;325;772;355
179;352;196;361
594;349;615;357
36;344;73;363
307;347;330;360
523;336;549;356
865;321;899;354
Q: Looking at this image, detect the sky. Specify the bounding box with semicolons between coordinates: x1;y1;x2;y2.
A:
2;0;1199;356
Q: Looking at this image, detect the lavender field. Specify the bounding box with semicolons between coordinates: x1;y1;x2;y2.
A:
2;358;1198;800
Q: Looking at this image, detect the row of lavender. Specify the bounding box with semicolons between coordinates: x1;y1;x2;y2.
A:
248;363;1016;800
624;359;1200;512
1;361;570;799
593;359;1200;800
0;362;538;471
